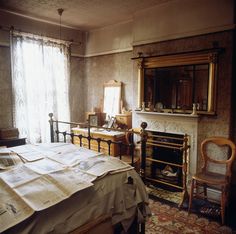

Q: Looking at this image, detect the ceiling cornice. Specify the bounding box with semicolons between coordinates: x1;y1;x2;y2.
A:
0;8;83;31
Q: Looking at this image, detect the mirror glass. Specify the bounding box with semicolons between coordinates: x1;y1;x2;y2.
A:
103;80;122;119
144;64;209;111
135;50;219;115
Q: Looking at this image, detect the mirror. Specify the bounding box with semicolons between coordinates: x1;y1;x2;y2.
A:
144;64;209;111
135;49;220;115
103;80;122;119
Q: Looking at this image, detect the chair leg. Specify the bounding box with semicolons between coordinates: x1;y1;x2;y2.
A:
203;183;207;200
188;179;195;213
221;186;226;225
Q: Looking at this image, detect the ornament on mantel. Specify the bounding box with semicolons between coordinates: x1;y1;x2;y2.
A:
141;102;145;112
191;103;198;116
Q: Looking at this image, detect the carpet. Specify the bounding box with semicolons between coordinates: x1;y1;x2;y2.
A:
146;185;182;204
146;199;233;234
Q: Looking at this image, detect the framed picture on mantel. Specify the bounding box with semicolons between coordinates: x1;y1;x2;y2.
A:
107;117;115;129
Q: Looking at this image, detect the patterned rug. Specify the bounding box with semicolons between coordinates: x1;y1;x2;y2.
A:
146;184;223;219
146;185;182;204
146;199;233;234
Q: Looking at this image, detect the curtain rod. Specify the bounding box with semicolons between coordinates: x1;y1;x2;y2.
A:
0;25;81;46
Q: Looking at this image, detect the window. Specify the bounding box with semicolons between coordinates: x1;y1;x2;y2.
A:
11;31;70;143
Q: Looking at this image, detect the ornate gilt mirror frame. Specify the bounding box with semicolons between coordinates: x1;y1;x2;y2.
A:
134;49;220;115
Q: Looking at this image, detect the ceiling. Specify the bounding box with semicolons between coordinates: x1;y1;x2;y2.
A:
0;0;172;31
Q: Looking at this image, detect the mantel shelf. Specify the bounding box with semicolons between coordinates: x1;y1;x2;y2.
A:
134;110;199;118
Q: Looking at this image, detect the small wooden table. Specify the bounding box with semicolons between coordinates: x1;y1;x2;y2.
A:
72;128;126;156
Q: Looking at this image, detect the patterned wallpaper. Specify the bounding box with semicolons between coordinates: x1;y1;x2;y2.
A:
84;52;133;115
0;46;13;128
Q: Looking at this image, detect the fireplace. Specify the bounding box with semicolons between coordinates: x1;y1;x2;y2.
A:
133;111;199;180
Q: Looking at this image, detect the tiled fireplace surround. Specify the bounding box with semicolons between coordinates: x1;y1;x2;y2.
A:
133;111;198;182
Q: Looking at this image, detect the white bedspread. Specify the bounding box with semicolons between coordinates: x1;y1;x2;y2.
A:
1;144;149;234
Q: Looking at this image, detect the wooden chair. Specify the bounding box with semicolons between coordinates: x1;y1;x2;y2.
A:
188;136;236;224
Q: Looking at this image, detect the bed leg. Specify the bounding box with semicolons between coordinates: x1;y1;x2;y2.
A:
139;222;145;234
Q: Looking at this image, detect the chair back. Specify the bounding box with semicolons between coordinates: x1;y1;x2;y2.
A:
200;136;235;179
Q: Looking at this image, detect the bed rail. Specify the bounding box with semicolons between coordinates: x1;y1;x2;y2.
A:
48;113;148;174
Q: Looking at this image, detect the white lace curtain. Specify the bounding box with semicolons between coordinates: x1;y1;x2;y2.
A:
10;31;70;143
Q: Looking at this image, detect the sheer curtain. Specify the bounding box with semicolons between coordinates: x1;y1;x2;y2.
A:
10;31;70;143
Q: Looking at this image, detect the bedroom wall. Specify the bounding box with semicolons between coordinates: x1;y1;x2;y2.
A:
132;0;234;46
0;46;12;128
85;0;234;55
83;21;134;120
85;20;133;56
70;57;85;122
84;51;133;116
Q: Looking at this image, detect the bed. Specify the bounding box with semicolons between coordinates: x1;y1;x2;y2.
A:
0;115;150;234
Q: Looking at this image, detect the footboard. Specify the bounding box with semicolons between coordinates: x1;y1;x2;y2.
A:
48;113;140;166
